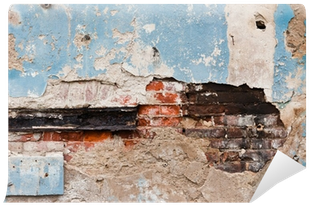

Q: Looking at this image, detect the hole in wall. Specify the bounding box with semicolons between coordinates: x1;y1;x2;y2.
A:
81;34;91;42
44;173;49;177
256;20;266;30
41;4;51;9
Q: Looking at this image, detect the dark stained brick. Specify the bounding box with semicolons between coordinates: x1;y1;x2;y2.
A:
186;128;226;138
215;161;246;173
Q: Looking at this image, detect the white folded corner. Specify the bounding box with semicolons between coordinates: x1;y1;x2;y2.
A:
250;150;306;203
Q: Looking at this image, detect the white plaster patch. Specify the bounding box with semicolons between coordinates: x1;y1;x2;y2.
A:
110;10;118;16
142;24;156;34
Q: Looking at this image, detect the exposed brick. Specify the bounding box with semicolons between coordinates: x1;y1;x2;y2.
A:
138;105;160;116
226;127;247;138
146;81;164;91
210;138;250;149
247;103;279;114
112;95;137;105
153;117;182;127
251;139;286;149
215;161;246;173
240;150;276;162
138;118;150;126
188;104;225;116
83;131;112;142
160;105;181;116
262;127;287;138
205;151;220;164
42;132;62;141
246;162;265;172
186;128;226;138
220;151;239;163
254;114;281;127
65;141;82;152
8;142;23;153
225;115;255;127
213;116;225;126
61;132;84;141
154;92;180;104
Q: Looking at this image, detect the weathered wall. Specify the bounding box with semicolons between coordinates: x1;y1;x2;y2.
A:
7;4;306;202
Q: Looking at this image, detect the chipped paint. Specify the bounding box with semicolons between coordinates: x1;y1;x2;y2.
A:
8;4;229;97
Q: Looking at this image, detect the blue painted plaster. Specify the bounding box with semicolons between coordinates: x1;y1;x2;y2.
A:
9;4;229;97
273;4;306;102
6;156;64;196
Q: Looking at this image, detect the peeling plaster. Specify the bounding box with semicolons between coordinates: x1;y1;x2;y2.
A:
225;4;277;101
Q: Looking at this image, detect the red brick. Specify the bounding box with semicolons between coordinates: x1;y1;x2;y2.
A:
83;131;112;142
220;151;239;163
138;118;150;126
146;81;164;91
154;93;179;103
42;132;62;141
112;95;137;105
152;117;182;127
205;151;220;164
138;105;160;116
65;141;82;152
9;133;42;142
61;132;84;141
160;105;181;116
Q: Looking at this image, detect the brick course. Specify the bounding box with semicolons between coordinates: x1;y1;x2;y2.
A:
8;79;287;173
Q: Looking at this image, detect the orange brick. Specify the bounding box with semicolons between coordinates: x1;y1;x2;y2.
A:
61;132;84;141
146;81;164;91
83;131;112;142
155;93;179;103
138;105;160;115
160;105;181;116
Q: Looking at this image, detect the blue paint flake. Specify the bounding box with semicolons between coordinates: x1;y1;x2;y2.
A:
273;4;306;102
9;4;229;97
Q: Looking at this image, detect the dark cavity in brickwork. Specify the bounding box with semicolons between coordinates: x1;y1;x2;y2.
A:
183;82;286;173
9;107;137;132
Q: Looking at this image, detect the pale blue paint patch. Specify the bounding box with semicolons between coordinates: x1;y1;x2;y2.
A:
6;155;63;196
9;4;229;97
273;4;306;102
300;159;306;167
301;122;306;137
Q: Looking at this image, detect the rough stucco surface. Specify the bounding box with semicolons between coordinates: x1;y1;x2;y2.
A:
7;4;306;202
6;128;269;202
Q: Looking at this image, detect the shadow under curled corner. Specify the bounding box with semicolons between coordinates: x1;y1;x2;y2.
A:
250;150;306;203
